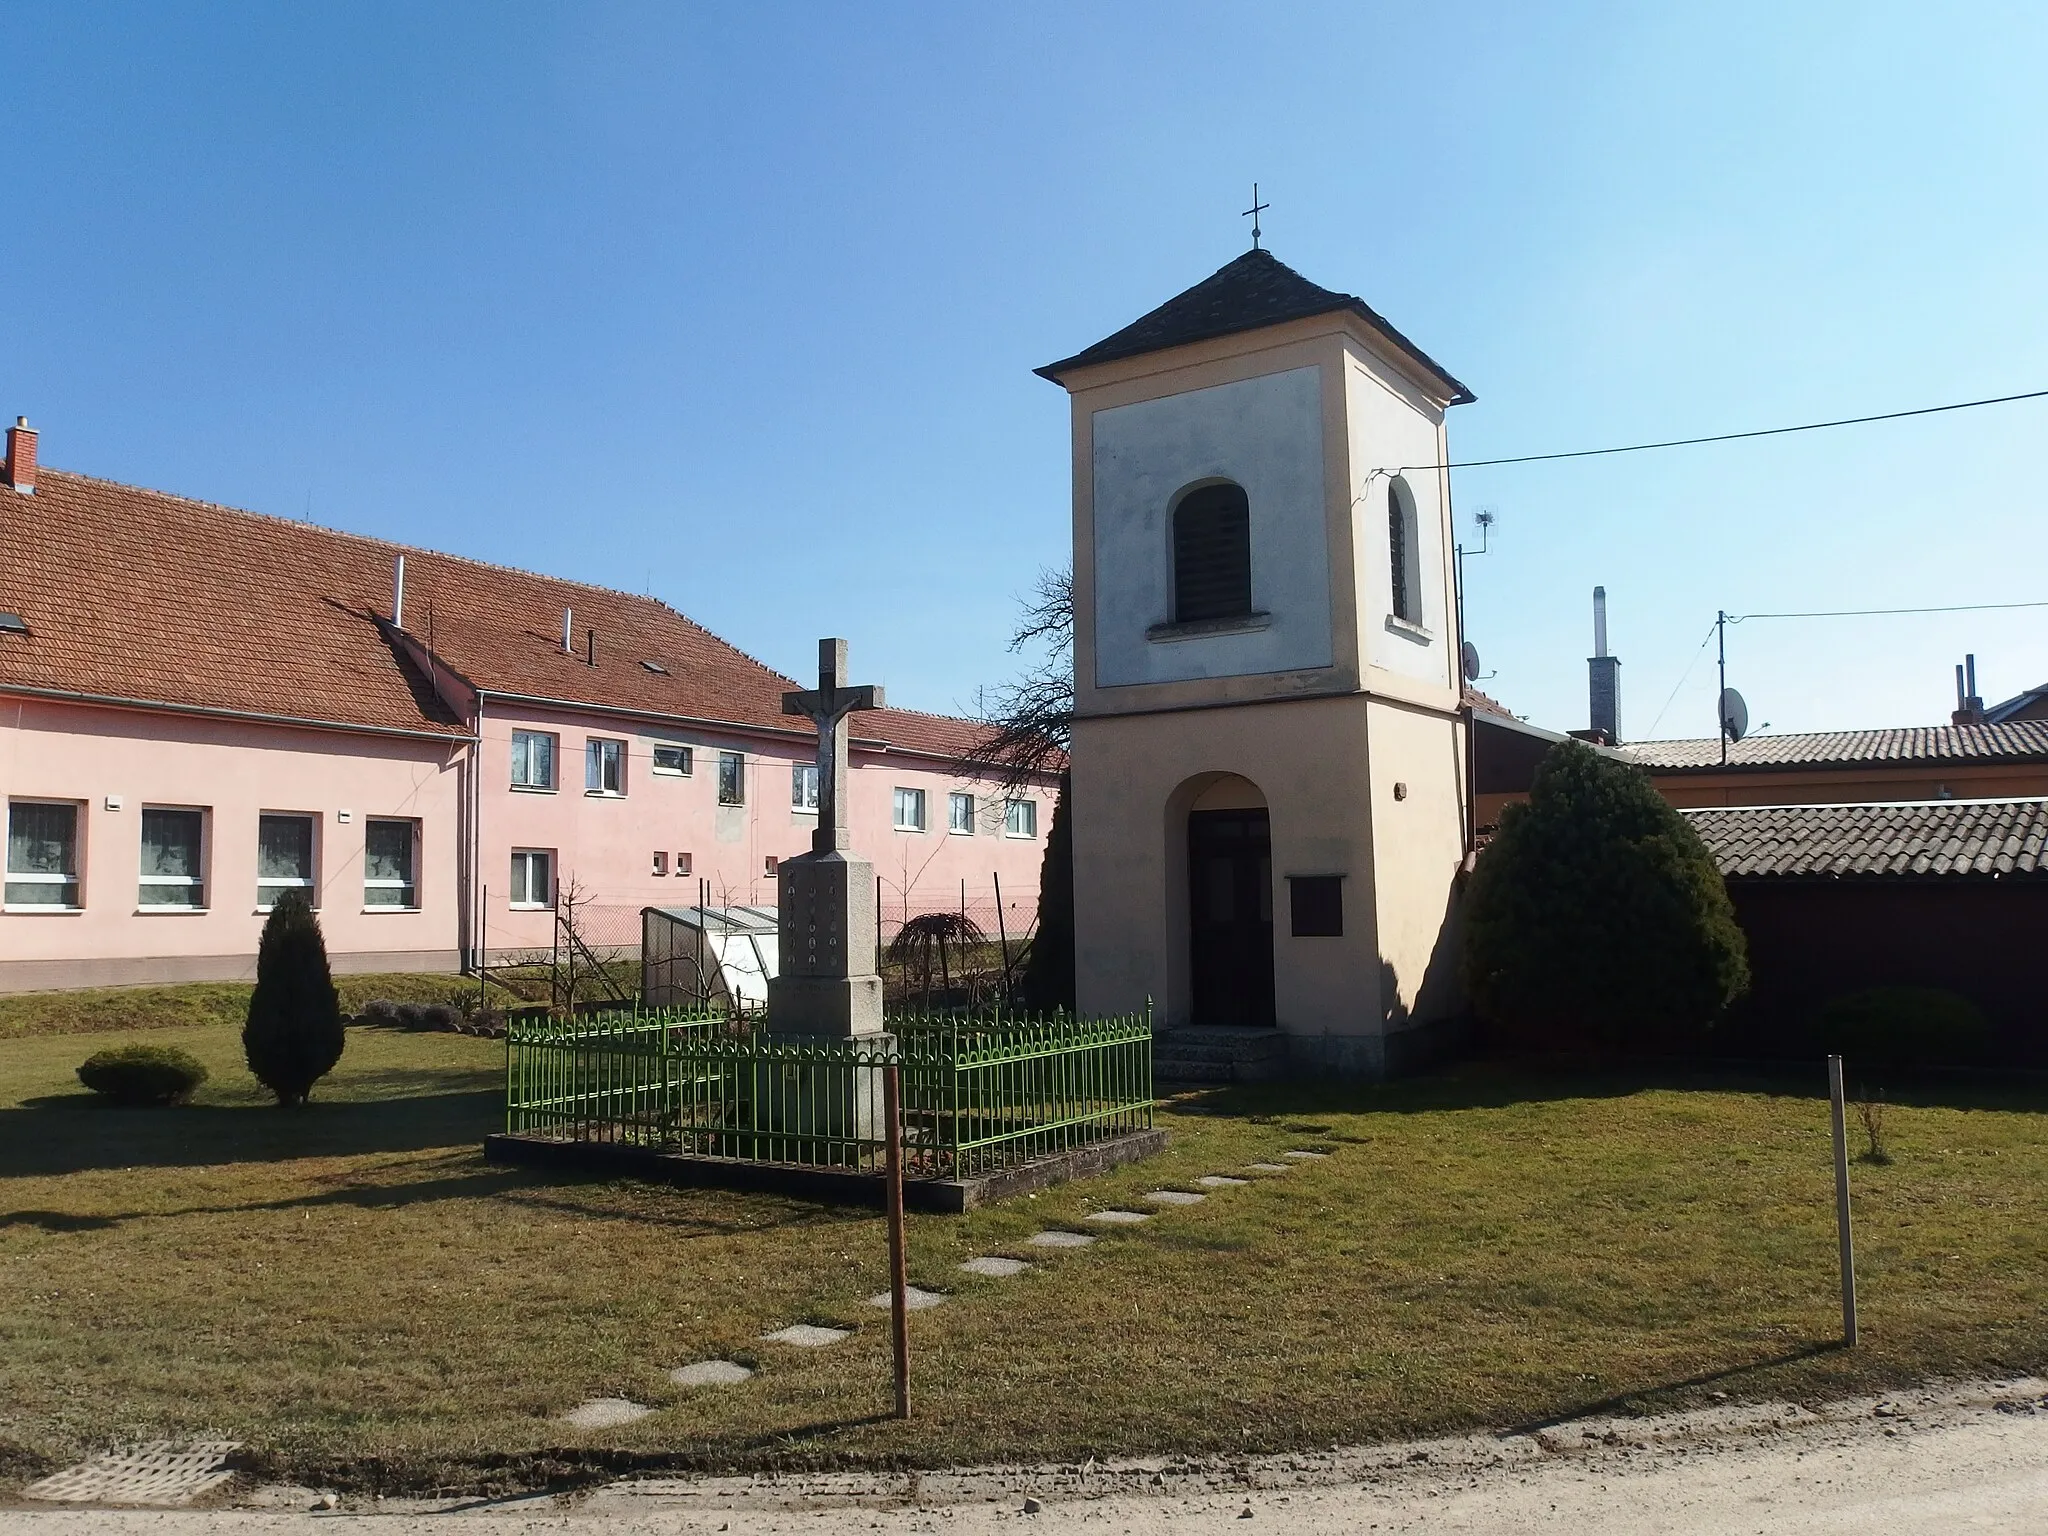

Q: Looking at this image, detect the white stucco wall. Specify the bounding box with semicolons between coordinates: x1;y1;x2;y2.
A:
1344;355;1455;690
1090;366;1332;688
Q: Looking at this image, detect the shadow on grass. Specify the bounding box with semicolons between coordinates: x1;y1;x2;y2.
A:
0;1088;505;1176
0;1166;861;1238
1164;1056;2048;1121
1497;1340;1843;1435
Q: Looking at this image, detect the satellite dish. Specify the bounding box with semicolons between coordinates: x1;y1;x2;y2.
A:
1461;641;1482;682
1718;687;1750;743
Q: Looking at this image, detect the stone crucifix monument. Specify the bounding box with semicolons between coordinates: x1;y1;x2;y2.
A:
767;637;887;1039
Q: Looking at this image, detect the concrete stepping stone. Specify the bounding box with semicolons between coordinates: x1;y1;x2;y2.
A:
1285;1150;1330;1159
1085;1208;1153;1224
1246;1162;1290;1173
1198;1175;1249;1188
960;1256;1032;1277
23;1442;242;1507
864;1286;947;1310
761;1323;850;1347
1144;1189;1206;1206
670;1360;754;1387
1027;1229;1096;1248
560;1398;653;1429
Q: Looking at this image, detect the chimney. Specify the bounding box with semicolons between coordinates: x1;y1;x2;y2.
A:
561;606;574;654
1952;654;1985;726
391;554;406;629
1587;586;1621;743
5;417;37;494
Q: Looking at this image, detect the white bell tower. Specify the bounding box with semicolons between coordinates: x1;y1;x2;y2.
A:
1036;247;1475;1076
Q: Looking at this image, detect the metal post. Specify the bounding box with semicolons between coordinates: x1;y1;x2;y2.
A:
1828;1054;1858;1346
1717;609;1728;766
992;872;1010;1000
884;1062;910;1418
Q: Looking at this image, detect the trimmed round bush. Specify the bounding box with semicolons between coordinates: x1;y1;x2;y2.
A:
1818;986;1992;1070
1464;740;1749;1052
76;1044;210;1106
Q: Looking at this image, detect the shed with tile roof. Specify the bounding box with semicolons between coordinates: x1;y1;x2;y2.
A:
1681;799;2048;1064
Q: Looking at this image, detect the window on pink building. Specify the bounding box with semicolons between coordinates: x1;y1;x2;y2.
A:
509;849;553;908
139;807;206;909
6;800;81;908
511;730;557;790
364;819;419;908
257;813;316;910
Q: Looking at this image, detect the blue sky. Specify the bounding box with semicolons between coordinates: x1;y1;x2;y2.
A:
5;2;2044;738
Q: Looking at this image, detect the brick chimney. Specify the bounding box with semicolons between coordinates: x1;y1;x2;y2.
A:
4;417;36;494
1951;654;1985;726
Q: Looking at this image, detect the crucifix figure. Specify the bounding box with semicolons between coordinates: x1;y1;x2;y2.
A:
1242;182;1270;250
783;637;885;854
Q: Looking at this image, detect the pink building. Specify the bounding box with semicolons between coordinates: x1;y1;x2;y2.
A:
0;420;1053;991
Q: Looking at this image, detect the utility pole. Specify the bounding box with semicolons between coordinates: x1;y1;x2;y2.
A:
1717;609;1728;766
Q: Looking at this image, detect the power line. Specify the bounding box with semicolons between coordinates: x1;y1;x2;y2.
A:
1729;598;2048;623
1646;620;1719;738
1392;386;2048;474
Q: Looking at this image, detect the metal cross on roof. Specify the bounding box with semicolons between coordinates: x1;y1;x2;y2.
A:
1242;183;1270;249
782;637;884;854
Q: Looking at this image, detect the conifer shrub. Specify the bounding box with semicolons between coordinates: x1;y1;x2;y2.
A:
242;889;346;1105
1464;740;1749;1051
1818;986;1991;1071
76;1044;210;1106
1018;779;1075;1014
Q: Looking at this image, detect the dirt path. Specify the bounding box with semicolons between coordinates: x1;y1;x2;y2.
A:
5;1378;2043;1534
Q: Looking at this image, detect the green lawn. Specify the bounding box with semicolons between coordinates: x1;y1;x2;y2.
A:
1;1021;2042;1496
0;973;520;1040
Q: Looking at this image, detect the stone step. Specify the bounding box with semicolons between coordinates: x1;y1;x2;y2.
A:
1153;1029;1291;1083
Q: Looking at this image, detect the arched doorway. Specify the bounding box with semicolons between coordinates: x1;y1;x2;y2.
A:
1185;775;1275;1027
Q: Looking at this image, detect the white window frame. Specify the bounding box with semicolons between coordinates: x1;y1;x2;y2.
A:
1005;798;1038;839
509;848;554;909
651;742;694;777
363;818;420;910
652;850;668;877
585;737;626;796
256;811;317;912
717;751;746;807
5;798;83;911
792;762;819;812
893;786;926;833
948;791;976;836
137;805;207;911
510;729;558;791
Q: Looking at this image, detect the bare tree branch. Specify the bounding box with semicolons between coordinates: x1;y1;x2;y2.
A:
956;565;1073;793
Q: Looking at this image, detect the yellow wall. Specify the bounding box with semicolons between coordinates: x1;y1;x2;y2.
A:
1071;692;1467;1070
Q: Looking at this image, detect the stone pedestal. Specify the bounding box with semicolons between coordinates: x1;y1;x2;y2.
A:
767;850;885;1038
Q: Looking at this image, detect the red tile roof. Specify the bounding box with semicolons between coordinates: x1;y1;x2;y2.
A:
0;467;1010;764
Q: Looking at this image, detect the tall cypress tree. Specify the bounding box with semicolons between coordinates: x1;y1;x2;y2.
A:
1018;777;1075;1014
1464;741;1748;1050
243;889;346;1105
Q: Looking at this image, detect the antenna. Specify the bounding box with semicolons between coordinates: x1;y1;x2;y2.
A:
1461;641;1482;682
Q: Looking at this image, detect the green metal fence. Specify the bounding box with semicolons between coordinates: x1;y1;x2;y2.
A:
504;1005;1153;1179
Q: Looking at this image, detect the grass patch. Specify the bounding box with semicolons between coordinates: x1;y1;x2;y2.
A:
0;973;520;1040
1;1027;2042;1495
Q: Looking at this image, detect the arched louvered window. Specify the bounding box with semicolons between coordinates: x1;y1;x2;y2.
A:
1388;479;1420;624
1172;483;1252;624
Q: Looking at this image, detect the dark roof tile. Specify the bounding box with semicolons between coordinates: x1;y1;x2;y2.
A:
1623;721;2048;772
1683;798;2048;879
1035;249;1474;403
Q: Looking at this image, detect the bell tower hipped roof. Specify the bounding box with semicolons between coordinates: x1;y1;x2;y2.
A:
1034;248;1475;405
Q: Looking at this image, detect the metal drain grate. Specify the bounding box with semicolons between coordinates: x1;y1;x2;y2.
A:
24;1441;243;1506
